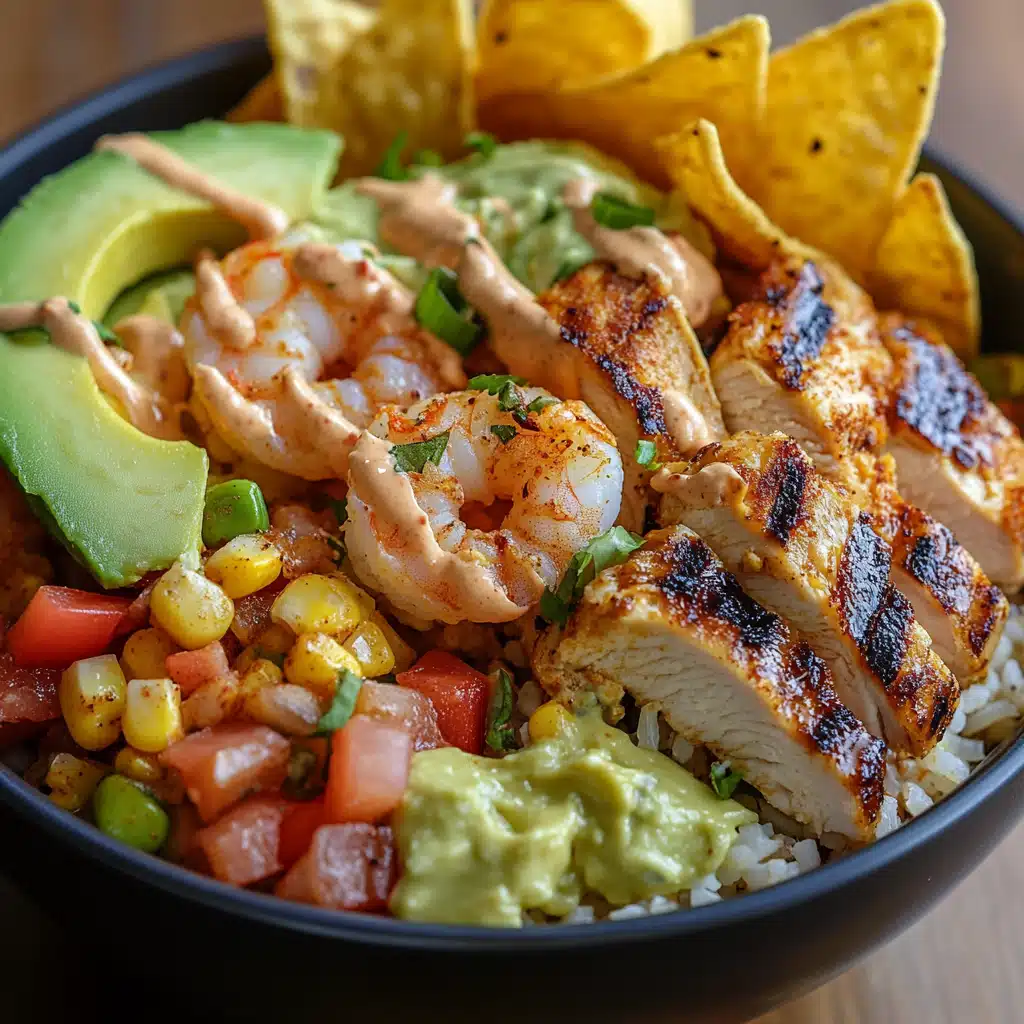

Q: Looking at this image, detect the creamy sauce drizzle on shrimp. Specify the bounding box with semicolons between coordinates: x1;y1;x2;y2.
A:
0;299;178;438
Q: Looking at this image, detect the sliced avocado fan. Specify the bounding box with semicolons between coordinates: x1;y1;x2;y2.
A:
0;121;342;587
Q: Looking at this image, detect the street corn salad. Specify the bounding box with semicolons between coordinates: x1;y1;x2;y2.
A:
2;0;1023;927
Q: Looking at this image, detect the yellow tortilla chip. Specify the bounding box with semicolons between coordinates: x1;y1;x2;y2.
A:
475;0;693;104
226;74;284;124
478;16;767;189
871;172;980;357
745;0;945;279
658;119;816;270
263;0;376;128
317;0;477;177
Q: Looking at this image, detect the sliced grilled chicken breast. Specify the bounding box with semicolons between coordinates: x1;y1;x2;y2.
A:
533;525;886;841
709;260;891;496
656;432;959;756
490;262;725;531
882;317;1024;592
863;455;1008;681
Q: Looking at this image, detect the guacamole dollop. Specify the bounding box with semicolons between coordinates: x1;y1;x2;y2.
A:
314;140;706;294
390;712;756;927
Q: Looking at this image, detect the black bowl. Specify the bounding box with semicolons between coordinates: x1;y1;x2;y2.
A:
2;38;1024;1024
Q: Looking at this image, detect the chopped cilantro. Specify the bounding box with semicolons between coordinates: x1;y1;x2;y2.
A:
526;395;558;415
374;131;410;181
485;669;517;752
315;670;363;736
635;439;662;469
468;373;527;394
590;192;656;229
709;761;743;800
391;431;450;473
465;130;498;159
491;424;517;444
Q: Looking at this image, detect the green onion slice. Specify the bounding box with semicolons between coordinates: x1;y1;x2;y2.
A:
485;669;517;751
315;670;364;735
414;267;482;355
590;192;656;230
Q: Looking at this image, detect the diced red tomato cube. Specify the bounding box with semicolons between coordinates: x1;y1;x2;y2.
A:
275;824;396;911
196;796;289;886
165;642;232;695
161;724;290;822
0;652;60;725
279;798;328;869
355;679;446;752
7;586;133;668
397;650;489;754
325;715;411;824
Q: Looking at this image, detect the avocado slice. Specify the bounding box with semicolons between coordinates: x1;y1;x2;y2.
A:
0;121;342;587
103;269;197;328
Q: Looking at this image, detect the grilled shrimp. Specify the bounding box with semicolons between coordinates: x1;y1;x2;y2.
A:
181;234;465;480
345;387;624;625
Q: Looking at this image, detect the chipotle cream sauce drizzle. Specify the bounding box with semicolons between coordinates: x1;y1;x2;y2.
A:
562;177;722;327
348;431;524;620
112;314;191;404
661;389;713;456
0;299;177;438
194;249;256;351
95;133;290;240
652;462;746;508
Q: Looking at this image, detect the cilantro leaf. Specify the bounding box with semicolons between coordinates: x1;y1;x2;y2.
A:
541;526;645;624
590;192;656;229
412;148;444;167
709;761;743;800
497;380;524;414
94;320;123;346
491;424;517;444
374;131;410;181
67;300;82;314
315;670;363;736
485;669;517;751
468;373;527;394
634;439;662;470
527;395;558;415
391;431;450;473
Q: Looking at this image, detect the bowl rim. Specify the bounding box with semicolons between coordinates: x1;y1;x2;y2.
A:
2;35;1024;953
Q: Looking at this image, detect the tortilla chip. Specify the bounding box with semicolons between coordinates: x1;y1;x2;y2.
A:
315;0;477;177
226;74;284;124
478;16;768;189
871;172;980;357
658;119;817;270
475;0;693;104
263;0;376;127
744;0;945;279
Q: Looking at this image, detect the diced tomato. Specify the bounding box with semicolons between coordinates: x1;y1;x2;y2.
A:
355;680;446;752
325;716;411;824
7;586;133;668
196;796;289;886
275;824;396;911
397;651;490;754
0;719;49;747
0;651;60;724
161;724;290;822
279;797;328;868
165;642;232;696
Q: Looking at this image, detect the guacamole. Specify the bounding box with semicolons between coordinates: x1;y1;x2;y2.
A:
390;711;756;927
314;140;707;294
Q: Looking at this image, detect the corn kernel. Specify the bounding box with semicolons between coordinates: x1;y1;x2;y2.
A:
244;683;320;736
256;623;294;656
45;753;106;811
59;654;127;751
330;572;376;618
528;701;576;743
342;620;395;678
204;534;283;599
271;574;367;636
114;746;164;785
238;657;283;701
371;612;416;673
182;676;242;731
121;627;180;681
150;562;235;650
122;678;183;753
284;632;362;700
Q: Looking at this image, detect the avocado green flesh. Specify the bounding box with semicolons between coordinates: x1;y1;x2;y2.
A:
103;269;196;328
313;140;707;294
0;121;342;587
390;713;756;927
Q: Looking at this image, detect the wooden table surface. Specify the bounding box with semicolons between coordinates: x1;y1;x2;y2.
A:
2;2;1023;1021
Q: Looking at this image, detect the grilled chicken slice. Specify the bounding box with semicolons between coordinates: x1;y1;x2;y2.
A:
709;260;891;496
882;316;1024;592
533;525;886;841
656;432;959;756
490;262;725;531
863;455;1008;681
